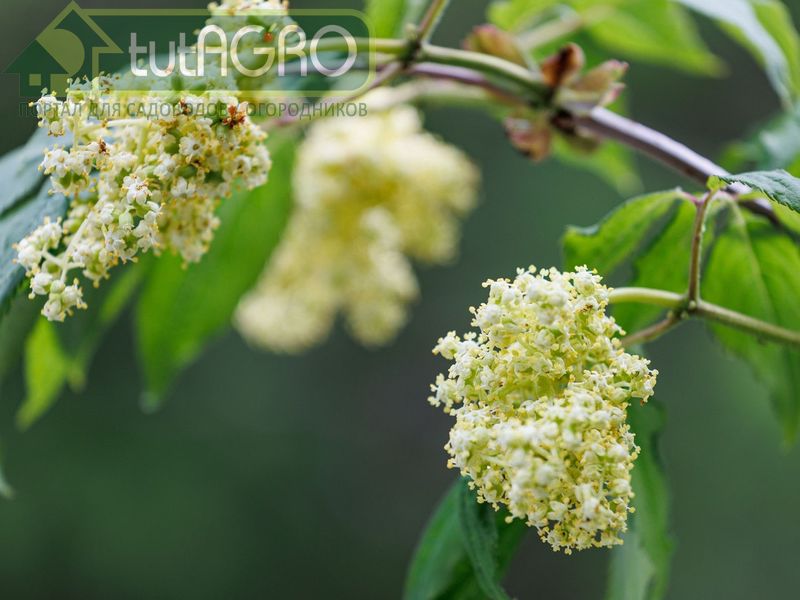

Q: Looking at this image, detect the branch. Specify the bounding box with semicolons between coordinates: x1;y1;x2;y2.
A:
566;108;778;222
609;287;800;348
695;301;800;347
568;108;725;186
285;38;779;224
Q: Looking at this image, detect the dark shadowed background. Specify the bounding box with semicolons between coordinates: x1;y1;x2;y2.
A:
1;1;800;598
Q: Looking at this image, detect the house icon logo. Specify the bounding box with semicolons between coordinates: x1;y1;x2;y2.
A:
4;1;122;97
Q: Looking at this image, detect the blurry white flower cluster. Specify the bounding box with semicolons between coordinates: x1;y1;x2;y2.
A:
17;81;271;321
235;101;479;352
430;267;658;553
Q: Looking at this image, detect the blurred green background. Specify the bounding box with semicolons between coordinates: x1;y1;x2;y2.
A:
2;1;800;598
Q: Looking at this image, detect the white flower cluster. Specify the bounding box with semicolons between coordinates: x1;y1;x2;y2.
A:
235;103;479;352
16;81;271;321
14;0;294;321
429;267;658;553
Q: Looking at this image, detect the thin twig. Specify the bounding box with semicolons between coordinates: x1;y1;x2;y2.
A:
407;63;528;106
621;315;682;347
417;0;452;43
419;44;547;97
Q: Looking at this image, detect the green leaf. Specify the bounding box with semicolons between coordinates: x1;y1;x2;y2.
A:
490;0;719;74
607;401;673;600
677;0;800;104
365;0;430;38
563;189;683;275
488;0;563;32
404;479;526;600
703;205;800;441
710;169;800;214
17;263;145;430
135;134;295;409
586;0;721;75
0;184;68;319
365;0;405;37
19;318;70;429
751;0;800;99
0;128;50;217
457;482;511;600
614;201;700;333
553;137;643;195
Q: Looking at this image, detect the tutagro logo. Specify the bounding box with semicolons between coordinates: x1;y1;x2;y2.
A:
4;2;374;98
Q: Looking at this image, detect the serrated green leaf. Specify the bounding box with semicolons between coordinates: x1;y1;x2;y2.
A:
607;401;673;600
136;135;295;409
677;0;799;104
711;169;800;214
404;479;526;600
563;188;682;275
614;200;700;333
703;206;800;441
365;0;430;38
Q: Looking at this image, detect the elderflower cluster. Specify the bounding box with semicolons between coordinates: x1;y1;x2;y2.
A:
235;102;479;352
17;80;271;321
429;267;658;553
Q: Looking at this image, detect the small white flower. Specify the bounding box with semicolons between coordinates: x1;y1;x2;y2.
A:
30;272;53;295
179;135;203;160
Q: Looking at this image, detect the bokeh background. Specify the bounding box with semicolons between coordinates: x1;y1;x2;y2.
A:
1;1;800;598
